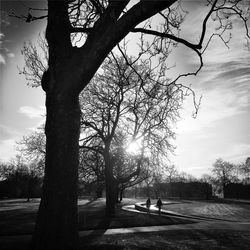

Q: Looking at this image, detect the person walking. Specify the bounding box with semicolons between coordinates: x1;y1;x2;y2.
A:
156;198;163;214
146;198;151;214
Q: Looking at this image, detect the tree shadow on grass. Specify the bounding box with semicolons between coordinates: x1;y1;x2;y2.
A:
80;216;124;249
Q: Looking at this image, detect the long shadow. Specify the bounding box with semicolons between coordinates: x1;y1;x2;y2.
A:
81;216;112;248
82;197;98;206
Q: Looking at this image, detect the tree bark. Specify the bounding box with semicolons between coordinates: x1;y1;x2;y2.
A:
119;189;123;202
26;177;32;202
104;149;116;217
223;182;226;198
96;180;103;198
31;94;80;250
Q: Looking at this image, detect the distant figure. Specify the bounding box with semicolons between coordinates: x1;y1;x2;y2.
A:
156;198;163;214
146;198;151;214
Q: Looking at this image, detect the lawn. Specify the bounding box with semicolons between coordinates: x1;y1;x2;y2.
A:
161;199;250;221
81;229;250;250
0;198;250;249
0;198;192;236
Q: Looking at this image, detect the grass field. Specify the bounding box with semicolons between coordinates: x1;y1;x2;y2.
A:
161;199;250;221
0;198;249;249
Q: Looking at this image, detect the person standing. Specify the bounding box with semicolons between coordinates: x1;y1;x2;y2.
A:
146;198;151;214
157;198;163;214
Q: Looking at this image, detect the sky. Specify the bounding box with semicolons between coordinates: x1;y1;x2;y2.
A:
0;1;249;178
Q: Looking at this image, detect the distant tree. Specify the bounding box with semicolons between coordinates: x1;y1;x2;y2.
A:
212;158;238;197
17;130;107;197
165;164;179;183
200;174;213;183
0;161;13;180
17;131;46;162
161;164;179;197
239;157;250;184
78;146;105;198
176;171;197;183
152;172;164;198
0;155;43;200
199;174;215;198
23;161;44;202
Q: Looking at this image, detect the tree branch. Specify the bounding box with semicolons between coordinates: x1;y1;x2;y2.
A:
131;27;201;50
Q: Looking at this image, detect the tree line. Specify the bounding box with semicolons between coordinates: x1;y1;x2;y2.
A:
1;152;249;201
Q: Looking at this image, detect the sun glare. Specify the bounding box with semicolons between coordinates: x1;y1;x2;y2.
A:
126;141;141;155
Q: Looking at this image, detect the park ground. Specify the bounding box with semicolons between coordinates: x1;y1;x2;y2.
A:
0;198;249;249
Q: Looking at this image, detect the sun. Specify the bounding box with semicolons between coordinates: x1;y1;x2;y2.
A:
126;141;141;155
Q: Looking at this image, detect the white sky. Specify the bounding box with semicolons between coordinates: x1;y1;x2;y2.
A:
0;1;249;178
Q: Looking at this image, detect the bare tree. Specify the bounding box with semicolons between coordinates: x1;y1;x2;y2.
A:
11;0;249;248
212;158;238;197
79;146;105;197
17;131;46;162
111;131;150;202
19;33;48;87
165;164;179;183
239;157;250;184
80;55;182;214
2;155;43;201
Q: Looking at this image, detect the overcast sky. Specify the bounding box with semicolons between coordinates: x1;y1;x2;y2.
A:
0;1;249;177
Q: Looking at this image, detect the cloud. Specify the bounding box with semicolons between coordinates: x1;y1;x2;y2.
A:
173;140;250;178
0;15;15;65
7;52;15;58
177;86;248;134
0;54;6;64
176;31;249;135
18;106;45;119
212;143;250;164
0;124;21;141
0;11;10;27
0;46;15;64
169;2;250;178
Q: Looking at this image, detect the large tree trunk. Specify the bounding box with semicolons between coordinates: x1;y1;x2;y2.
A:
104;149;116;217
96;179;103;198
31;94;80;250
223;182;226;198
115;183;120;203
119;188;124;202
105;168;116;216
26;177;32;202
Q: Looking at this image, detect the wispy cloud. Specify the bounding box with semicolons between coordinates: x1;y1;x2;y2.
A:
0;11;10;27
177;86;248;134
0;54;6;64
212;143;250;164
174;141;250;177
18;106;45;119
0;13;15;65
0;124;21;141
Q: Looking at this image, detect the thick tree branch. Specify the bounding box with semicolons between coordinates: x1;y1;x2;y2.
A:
198;0;218;47
131;28;202;50
70;26;93;33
